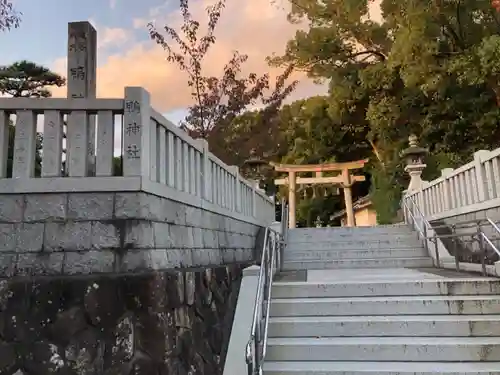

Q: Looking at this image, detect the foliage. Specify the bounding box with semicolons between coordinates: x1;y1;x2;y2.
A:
147;0;297;157
0;60;66;97
0;0;20;32
264;0;500;223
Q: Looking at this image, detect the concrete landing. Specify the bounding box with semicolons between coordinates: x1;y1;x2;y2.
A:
306;267;497;282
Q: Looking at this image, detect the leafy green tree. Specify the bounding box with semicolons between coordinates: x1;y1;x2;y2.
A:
0;60;66;97
270;0;500;222
3;62;66;177
0;0;20;32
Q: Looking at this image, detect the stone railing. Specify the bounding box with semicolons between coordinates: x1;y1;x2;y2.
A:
404;147;500;275
406;148;500;221
0;86;274;225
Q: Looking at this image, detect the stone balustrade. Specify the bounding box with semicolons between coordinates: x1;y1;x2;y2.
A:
404;147;500;273
406;148;500;221
0;87;274;277
0;87;273;224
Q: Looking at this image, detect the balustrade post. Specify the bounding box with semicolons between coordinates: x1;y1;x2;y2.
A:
122;87;151;178
474;150;490;202
198;139;211;201
230;166;240;212
252;183;257;218
0;111;8;178
12;110;37;178
441;168;454;211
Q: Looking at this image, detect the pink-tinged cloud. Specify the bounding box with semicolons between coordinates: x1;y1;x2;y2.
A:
50;0;330;112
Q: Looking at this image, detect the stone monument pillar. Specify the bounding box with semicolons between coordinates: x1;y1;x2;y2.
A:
401;134;428;194
66;21;97;176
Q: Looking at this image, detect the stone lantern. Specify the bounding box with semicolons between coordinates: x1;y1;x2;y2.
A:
401;134;428;194
241;149;274;193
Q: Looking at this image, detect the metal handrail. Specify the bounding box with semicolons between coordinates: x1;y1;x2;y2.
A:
245;200;289;375
402;195;500;273
484;218;500;257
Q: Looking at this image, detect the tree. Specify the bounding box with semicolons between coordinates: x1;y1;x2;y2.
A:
3;61;66;177
0;0;20;32
270;0;500;222
0;60;66;97
148;0;297;162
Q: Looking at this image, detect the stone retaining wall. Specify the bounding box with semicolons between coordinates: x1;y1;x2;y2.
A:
0;192;260;277
0;265;244;375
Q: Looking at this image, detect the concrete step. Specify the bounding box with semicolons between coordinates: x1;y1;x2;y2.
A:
287;226;414;242
284;248;427;261
270;295;500;316
282;257;434;270
286;238;423;251
266;336;500;362
271;279;500;298
268;315;500;337
263;361;500;374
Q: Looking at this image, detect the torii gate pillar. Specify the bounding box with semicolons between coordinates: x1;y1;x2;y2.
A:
272;160;368;228
288;171;297;229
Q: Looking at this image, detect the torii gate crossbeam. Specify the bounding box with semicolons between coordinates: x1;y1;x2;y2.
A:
271;160;368;228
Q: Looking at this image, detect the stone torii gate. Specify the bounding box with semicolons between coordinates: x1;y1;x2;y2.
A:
272;160;368;228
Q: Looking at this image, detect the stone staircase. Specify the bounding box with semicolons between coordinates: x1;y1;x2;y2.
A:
282;225;433;270
264;225;500;374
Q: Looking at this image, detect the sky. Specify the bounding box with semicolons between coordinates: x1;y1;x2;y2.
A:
0;0;329;124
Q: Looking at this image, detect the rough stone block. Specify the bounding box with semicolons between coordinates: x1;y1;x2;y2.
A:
116;249;185;273
185;205;202;227
168;225;191;248
226;232;240;248
163;198;187;225
215;215;226;231
228;219;241;234
91;221;120;249
202;229;218;248
191;227;203;248
24;194;66;222
115;192;155;220
64;250;115;275
0;224;16;252
221;248;237;263
149;249;174;270
0;195;24;223
115;192;171;222
16;223;44;252
68;193;114;220
192;248;222;266
201;210;217;230
153;222;172;248
45;221;92;251
0;254;15;276
217;231;229;248
241;235;254;249
16;253;64;276
242;222;258;237
124;220;154;249
235;248;253;263
166;248;193;267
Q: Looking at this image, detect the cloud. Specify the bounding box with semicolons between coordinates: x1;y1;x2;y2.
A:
51;0;382;112
50;0;329;112
98;27;132;49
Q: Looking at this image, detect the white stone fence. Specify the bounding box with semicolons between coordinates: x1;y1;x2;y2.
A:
0;86;274;225
406;148;500;220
